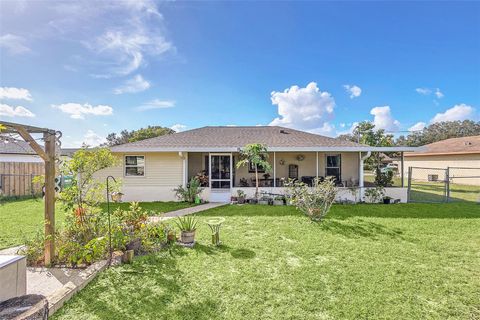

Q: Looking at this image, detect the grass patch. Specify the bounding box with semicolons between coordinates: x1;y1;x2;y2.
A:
53;203;480;320
0;198;65;250
99;201;197;215
0;199;196;249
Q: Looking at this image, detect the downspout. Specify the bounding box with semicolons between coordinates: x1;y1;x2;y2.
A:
359;151;371;202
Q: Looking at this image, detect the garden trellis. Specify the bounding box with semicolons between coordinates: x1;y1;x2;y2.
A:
0;120;61;266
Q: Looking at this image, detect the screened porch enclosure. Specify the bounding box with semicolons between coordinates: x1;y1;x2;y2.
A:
187;151;361;189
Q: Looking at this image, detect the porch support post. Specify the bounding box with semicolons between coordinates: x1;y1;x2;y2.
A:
230;152;233;189
359;152;364;202
273;152;276;188
208;153;211;188
401;151;404;187
316;152;319;181
181;152;188;187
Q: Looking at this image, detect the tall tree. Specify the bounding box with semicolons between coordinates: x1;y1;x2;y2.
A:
396;120;480;146
103;126;175;146
236;144;272;199
338;121;394;186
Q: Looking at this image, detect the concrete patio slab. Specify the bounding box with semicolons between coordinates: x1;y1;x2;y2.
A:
148;202;226;223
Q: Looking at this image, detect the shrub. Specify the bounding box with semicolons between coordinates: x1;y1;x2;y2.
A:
375;168;394;187
364;186;385;203
285;178;338;222
174;177;204;203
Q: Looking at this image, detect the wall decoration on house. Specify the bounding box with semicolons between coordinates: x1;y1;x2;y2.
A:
296;154;305;161
279;159;285;165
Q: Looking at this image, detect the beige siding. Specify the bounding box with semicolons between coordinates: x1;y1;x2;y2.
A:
403;153;480;185
95;152;184;201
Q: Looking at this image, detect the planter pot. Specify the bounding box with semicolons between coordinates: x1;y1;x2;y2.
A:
122;249;134;264
167;231;176;243
237;197;245;204
273;200;284;206
231;196;238;202
180;230;196;244
383;198;391;204
258;200;269;205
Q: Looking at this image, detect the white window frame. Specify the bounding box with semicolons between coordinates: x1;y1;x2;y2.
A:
124;155;146;177
325;154;341;181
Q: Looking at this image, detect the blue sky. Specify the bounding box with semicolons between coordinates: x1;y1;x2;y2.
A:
1;1;479;147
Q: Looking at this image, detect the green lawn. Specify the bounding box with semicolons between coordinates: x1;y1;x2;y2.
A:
364;174;480;202
0;198;65;250
53;203;480;320
0;199;195;250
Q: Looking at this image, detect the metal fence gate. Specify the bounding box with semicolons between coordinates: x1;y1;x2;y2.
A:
408;166;480;203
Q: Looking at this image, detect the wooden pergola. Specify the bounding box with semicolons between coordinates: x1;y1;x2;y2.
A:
0;121;58;266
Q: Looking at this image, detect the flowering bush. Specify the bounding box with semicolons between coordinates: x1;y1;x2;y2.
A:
285;178;338;222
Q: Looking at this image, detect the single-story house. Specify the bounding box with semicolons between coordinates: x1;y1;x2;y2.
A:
400;135;480;186
97;126;417;203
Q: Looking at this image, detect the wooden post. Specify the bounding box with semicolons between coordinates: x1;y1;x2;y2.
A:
44;132;56;266
401;152;405;187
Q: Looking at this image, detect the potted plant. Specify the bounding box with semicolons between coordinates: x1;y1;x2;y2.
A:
383;196;393;204
258;196;270;205
175;216;198;244
273;196;284;206
237;190;246;204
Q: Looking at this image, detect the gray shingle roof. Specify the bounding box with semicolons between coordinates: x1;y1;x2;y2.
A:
406;135;480;156
0;138;36;155
111;126;365;151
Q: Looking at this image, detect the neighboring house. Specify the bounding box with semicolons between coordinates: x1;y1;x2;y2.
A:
96;126;416;203
401;135;480;186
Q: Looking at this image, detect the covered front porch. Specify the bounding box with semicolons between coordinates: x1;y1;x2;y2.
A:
186;151;367;202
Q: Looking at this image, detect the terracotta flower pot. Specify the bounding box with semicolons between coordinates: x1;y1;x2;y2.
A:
181;230;196;243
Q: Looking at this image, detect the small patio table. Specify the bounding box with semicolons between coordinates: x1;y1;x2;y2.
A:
205;217;225;246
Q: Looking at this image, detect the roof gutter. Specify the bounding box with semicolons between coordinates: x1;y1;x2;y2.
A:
110;146;422;153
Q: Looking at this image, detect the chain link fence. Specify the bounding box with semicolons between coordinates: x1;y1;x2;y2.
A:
407;166;480;203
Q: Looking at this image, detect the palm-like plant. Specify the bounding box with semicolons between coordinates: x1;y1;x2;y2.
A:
236;143;272;199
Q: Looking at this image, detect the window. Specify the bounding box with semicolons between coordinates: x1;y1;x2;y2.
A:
125;155;145;177
428;174;439;182
325;154;341;182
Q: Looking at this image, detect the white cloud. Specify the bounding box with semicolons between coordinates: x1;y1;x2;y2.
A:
52;103;113;119
0;34;30;54
84;1;173;77
170;124;186;132
0;103;35;118
434;88;444;99
113;75;151;94
343;84;362;99
416;87;444;99
82;130;106;147
409;122;426;132
415;88;431;95
335;122;358;137
136;99;175;111
0;87;33;101
269;82;335;134
430;104;475;123
370;106;400;131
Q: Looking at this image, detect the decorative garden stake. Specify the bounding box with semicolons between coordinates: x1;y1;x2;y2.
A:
206;217;225;246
